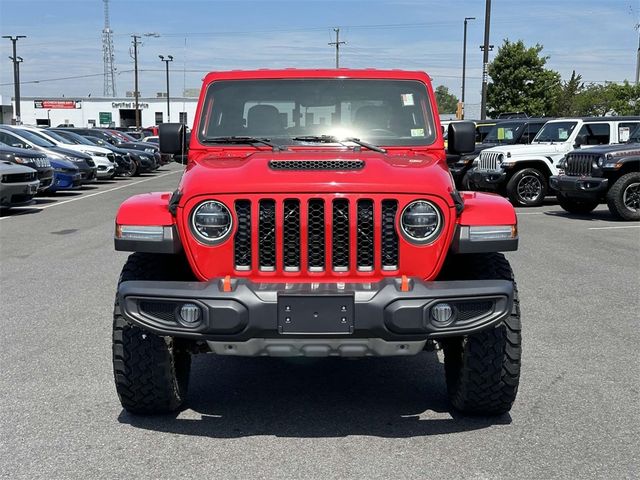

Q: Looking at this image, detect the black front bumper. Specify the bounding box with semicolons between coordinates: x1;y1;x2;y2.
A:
469;168;506;190
549;175;608;198
118;278;514;342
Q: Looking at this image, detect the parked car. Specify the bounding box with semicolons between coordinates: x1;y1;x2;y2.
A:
16;126;115;180
0;142;53;192
45;157;82;193
449;118;550;189
112;68;522;417
0;126;97;184
550;124;640;220
468;116;640;206
0;161;39;209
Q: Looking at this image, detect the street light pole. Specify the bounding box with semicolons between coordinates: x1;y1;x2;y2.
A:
3;35;26;124
159;55;173;123
461;17;475;120
131;35;141;129
480;0;492;120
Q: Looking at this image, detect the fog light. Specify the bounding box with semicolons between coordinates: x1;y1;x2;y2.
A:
431;303;454;326
179;303;201;326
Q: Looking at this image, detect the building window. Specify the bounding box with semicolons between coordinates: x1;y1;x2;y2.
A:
155;112;163;124
179;112;188;124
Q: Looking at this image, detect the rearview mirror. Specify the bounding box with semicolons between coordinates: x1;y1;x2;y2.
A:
159;123;188;156
447;121;476;155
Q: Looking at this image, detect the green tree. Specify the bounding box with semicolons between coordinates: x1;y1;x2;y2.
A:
435;85;459;114
552;70;583;117
487;40;561;117
574;81;640;116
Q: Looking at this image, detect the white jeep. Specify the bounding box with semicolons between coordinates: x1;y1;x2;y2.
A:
468;117;640;206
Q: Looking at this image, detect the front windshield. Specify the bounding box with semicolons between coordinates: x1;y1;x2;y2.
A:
199;79;436;147
54;130;94;145
483;122;523;143
11;129;56;147
44;129;77;144
533;121;578;143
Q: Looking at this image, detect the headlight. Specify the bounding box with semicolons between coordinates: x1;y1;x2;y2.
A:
400;200;443;244
13;156;31;164
498;153;505;162
190;200;233;244
145;147;156;153
597;156;605;167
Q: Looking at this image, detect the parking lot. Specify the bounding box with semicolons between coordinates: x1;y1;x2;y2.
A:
0;161;637;479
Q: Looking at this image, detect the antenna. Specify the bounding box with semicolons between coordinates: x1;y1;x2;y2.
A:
102;0;116;97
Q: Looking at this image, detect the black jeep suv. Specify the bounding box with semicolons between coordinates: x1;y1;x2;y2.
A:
550;125;640;220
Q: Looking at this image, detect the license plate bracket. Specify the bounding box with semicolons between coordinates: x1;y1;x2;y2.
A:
277;294;354;335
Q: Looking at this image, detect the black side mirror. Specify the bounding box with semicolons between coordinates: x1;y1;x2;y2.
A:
574;134;586;148
159;123;188;156
448;121;476;155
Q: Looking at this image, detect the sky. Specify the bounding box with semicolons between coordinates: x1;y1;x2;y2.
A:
0;0;638;108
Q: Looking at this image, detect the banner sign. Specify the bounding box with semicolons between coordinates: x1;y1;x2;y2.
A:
34;100;82;109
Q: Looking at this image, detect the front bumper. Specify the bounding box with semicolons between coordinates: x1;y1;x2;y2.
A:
549;175;608;198
48;172;82;191
118;278;514;354
469;168;506;190
0;180;39;207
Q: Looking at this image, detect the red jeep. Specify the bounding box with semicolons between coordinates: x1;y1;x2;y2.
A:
113;69;521;415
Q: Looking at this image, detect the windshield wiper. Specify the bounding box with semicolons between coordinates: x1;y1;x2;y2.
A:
291;135;387;154
201;136;287;151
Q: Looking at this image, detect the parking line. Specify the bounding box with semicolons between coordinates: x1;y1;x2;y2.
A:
588;225;640;230
0;170;181;220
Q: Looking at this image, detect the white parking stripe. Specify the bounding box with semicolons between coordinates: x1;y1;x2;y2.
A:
588;225;640;230
0;170;181;220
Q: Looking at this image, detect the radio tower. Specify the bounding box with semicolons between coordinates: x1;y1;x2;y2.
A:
102;0;116;97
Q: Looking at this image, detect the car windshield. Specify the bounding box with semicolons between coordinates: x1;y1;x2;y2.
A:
483;122;523;143
53;130;95;145
7;128;56;147
533;121;578;143
44;129;77;144
198;79;437;147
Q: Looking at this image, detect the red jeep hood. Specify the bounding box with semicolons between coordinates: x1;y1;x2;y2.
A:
179;149;455;201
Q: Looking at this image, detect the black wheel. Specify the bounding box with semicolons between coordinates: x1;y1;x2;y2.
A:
120;159;137;178
461;172;475;191
112;253;194;414
506;168;547;207
556;193;599;214
438;253;521;415
606;172;640;221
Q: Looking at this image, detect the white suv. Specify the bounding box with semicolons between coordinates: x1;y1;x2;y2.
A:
468;117;640;206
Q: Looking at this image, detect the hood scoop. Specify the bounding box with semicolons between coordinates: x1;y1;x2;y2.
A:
269;159;365;171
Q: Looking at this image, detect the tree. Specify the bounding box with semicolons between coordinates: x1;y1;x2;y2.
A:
552;70;583;117
573;81;640;116
435;85;459;114
486;40;561;117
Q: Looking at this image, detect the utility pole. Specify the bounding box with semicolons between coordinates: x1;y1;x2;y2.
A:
328;28;346;68
131;35;141;129
480;0;492;120
635;29;639;85
461;17;475;119
159;55;173;122
3;35;26;124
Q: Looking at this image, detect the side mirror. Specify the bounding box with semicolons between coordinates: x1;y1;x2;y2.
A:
574;134;586;148
159;123;188;156
448;121;476;155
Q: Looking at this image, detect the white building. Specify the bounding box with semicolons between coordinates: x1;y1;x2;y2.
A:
4;96;198;128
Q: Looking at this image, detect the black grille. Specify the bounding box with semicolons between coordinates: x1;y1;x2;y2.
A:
357;200;374;270
381;200;399;269
2;172;37;183
332;199;350;270
269;159;364;170
234;200;252;269
565;153;595;176
456;301;494;322
139;301;178;323
283;199;300;270
308;199;326;270
259;200;276;270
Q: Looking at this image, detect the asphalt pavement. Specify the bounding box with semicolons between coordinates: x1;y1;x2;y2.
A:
1;163;639;479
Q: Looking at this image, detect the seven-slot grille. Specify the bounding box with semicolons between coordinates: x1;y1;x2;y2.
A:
565;153;596;176
477;151;503;171
233;197;399;273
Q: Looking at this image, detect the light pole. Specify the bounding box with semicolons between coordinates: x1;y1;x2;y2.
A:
3;35;26;124
130;32;159;129
480;0;492;120
159;55;173;123
461;17;475;119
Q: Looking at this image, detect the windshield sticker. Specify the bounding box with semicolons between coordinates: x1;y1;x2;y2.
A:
505;129;513;140
401;94;414;106
619;127;630;142
410;128;425;137
558;128;569;140
497;128;505;140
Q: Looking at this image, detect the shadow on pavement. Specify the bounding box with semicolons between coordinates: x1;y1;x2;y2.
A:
118;352;511;438
0;206;42;217
543;208;620;222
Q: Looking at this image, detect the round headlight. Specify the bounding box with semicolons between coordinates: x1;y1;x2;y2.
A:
191;200;232;244
498;153;505;162
597;156;605;167
400;200;443;244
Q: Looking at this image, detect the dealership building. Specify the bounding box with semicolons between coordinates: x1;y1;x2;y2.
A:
1;95;198;128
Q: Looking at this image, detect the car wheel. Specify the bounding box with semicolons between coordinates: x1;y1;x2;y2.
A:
606;172;640;221
506;168;547;207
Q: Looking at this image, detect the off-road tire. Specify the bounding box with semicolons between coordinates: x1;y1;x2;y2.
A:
113;253;194;414
439;253;521;415
506;168;547;207
606;172;640;221
461;172;474;191
557;193;599;214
